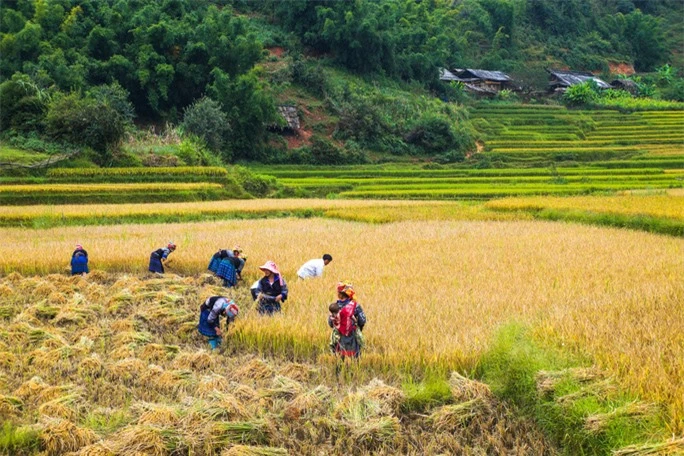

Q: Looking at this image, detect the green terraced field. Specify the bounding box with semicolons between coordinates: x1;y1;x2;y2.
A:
249;105;683;199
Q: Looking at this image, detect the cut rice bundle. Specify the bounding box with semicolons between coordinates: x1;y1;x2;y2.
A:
222;444;289;456
40;417;98;456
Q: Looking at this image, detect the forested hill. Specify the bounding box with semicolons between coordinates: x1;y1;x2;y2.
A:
1;0;683;165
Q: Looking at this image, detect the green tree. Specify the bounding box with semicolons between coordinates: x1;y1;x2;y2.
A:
181;97;229;154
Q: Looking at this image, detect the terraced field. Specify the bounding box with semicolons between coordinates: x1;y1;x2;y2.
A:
0;167;248;205
252;105;684;199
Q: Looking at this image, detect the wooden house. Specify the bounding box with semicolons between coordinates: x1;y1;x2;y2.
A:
440;68;517;95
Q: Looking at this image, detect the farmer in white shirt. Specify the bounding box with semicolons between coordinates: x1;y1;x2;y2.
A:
297;254;333;279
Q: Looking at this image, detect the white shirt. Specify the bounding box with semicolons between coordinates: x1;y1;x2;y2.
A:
297;258;325;279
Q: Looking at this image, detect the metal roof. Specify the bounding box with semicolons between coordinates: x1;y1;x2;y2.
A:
548;70;611;89
461;69;512;82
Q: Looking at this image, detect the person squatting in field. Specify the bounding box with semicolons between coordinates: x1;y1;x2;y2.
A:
251;260;288;315
329;281;366;358
297;253;333;279
208;246;246;287
197;296;239;350
71;244;89;276
149;242;176;274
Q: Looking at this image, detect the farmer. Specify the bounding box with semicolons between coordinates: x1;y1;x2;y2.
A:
149;242;176;274
328;281;366;358
70;244;89;276
251;260;288;315
297;254;332;280
208;246;246;287
197;296;239;350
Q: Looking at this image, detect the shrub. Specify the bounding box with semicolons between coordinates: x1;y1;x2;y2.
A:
406;114;474;157
0;73;50;132
181;97;230;154
45;89;131;163
563;81;599;106
232;165;278;197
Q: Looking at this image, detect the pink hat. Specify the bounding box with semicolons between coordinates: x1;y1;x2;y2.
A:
259;261;283;285
75;244;83;250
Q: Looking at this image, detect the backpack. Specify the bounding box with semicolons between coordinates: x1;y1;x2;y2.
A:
337;300;358;337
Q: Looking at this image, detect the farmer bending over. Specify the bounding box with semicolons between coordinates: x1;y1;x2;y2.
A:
149;242;176;274
71;244;89;276
197;296;239;350
297;254;332;279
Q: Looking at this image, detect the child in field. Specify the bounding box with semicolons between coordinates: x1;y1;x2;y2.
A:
328;302;341;353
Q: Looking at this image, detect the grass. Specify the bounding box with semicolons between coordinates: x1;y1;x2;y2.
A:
0;145;50;166
479;324;670;455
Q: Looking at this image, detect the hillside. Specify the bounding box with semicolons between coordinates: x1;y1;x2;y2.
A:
1;0;684;169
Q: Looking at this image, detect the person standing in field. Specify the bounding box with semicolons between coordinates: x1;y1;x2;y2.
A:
251;261;288;315
328;281;366;358
70;244;89;276
149;242;176;274
297;254;332;280
197;296;239;350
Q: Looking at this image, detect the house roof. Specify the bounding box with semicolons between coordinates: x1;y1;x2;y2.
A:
460;69;512;82
440;68;512;83
439;68;459;81
548;69;611;89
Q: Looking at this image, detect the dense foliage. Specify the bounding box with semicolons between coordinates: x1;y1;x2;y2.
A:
0;0;682;165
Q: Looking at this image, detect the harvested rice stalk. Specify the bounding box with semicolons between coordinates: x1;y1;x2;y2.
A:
0;350;18;369
536;367;603;397
613;437;684;455
131;401;181;426
262;375;304;400
65;442;115;456
40;418;98;456
108;424;182;456
284;386;332;421
222;444;289;456
349;416;401;448
361;379;405;416
197;374;231;398
174;350;215;371
107;358;146;382
139;343;180;363
449;371;493;402
229;382;260;403
0;394;23;418
202;391;251;420
429;397;491;433
39;393;83;421
277;363;317;383
556;378;618;405
232;359;274;383
334;392;383;422
585;402;659;433
211;421;270;446
78;354;104;377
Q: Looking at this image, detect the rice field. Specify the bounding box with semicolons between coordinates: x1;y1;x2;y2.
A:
0;217;682;436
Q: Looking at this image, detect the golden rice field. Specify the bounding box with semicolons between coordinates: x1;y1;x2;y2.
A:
0;183;223;193
0;217;683;435
485;192;684;220
0;273;553;455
